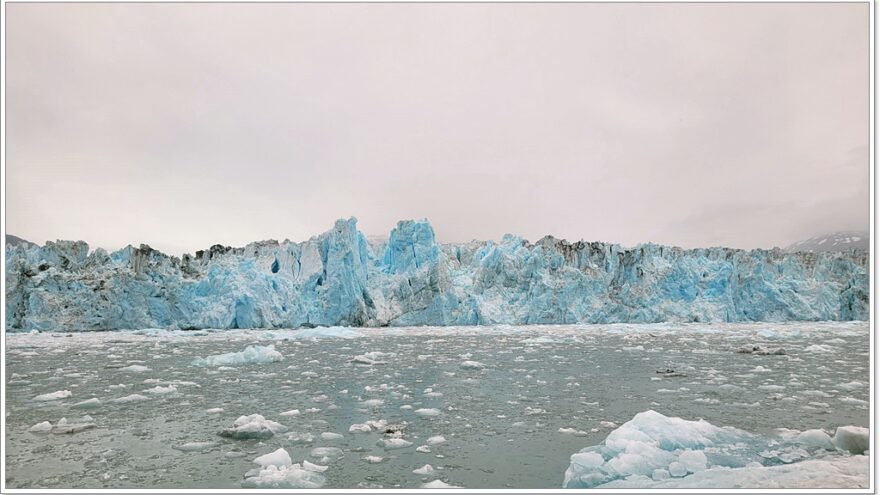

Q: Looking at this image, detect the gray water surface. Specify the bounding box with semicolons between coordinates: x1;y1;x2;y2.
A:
4;322;870;489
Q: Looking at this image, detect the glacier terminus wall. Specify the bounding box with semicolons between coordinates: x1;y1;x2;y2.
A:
4;218;870;331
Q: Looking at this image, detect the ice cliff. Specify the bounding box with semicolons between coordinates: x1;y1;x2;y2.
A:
4;218;869;331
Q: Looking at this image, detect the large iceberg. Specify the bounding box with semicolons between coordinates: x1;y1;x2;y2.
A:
563;410;869;489
5;218;869;331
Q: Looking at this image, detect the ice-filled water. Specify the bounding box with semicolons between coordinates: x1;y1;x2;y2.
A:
4;322;869;489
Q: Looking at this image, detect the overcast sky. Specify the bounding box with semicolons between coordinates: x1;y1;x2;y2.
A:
6;3;869;255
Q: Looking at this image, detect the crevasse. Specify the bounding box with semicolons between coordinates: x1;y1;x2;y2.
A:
4;218;869;331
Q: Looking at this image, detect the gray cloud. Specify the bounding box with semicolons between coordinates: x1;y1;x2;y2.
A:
6;3;869;254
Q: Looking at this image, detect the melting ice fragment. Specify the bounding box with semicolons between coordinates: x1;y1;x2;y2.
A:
193;345;283;367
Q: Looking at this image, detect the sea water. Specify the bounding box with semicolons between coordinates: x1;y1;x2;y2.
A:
4;322;869;488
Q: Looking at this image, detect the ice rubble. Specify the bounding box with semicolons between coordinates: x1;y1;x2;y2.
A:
563;410;869;489
5;218;869;331
242;448;326;488
192;344;283;367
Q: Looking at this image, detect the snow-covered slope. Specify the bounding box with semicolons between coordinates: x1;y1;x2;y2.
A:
786;231;868;253
4;218;869;331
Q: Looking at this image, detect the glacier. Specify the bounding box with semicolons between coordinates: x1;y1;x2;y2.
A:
4;217;869;331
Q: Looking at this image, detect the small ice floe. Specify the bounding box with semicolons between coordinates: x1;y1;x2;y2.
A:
413;464;435;475
839;381;866;391
752;366;772;373
220;414;287;439
114;394;150;403
415;408;442;417
193;344;283;367
351;352;394;365
302;460;329;473
71;398;101;409
421;479;460;488
309;447;344;463
144;385;177;395
51;417;96;434
803;344;834;353
174;441;217;452
205;408;224;414
242;449;326;489
279;409;301;417
758;385;785;392
558;428;589;436
839;397;868;407
363;455;384;463
28;421;53;433
119;365;151;373
735;345;786;356
320;432;344;440
599;421;617;428
427;435;447;445
656;368;687;378
378;438;413;450
361;399;384;407
416;446;432;453
349;420;389;433
287;432;315;444
33;390;72;401
459;361;485;370
254;448;293;467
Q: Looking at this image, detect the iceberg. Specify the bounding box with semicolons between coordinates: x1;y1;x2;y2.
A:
563;410;870;489
5;217;869;331
192;344;283;367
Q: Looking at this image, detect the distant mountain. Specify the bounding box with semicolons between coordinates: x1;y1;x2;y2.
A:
786;231;868;253
5;234;38;249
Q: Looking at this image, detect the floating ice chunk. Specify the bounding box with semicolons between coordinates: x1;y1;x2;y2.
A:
803;345;834;353
320;432;344;440
144;385;177;395
279;409;301;417
599;421;617;428
839;381;866;391
427;435;447;445
349;423;373;433
832;426;869;454
416;446;432;453
192;345;283;367
752;366;771;373
839;397;868;406
302;460;329;473
558;428;589;436
119;365;151;373
241;464;325;489
71;398;101;409
459;361;485;370
287;432;315;444
220;414;287;439
352;351;395;365
309;447;344;462
421;479;460;488
415;408;442;417
253;448;292;467
361;399;384;407
114;394;149;403
51;417;96;434
363;455;384;463
413;464;435;475
379;438;413;450
28;421;53;433
295;327;363;339
33;390;72;401
206;408;224;414
174;441;217;452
